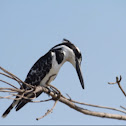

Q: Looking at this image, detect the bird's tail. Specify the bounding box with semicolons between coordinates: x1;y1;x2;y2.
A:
15;91;43;111
2;100;18;118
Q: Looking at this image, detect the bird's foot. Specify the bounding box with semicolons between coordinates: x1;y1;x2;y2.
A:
45;86;51;97
53;91;61;100
47;84;61;100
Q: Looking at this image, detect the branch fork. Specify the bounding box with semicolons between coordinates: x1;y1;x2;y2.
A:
1;67;126;120
108;75;126;97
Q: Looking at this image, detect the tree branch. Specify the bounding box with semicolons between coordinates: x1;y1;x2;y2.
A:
36;100;58;120
108;75;126;97
65;94;126;114
1;66;126;120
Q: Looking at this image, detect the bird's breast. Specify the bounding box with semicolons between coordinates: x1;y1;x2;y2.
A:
40;53;64;86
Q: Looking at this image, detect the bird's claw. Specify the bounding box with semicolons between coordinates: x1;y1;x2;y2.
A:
52;91;61;100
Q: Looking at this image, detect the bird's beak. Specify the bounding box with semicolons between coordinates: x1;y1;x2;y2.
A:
76;58;84;89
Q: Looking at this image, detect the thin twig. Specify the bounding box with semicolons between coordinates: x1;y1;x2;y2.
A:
0;87;23;93
120;106;126;111
116;76;126;97
0;66;23;84
108;76;126;97
0;67;34;89
0;79;18;89
66;93;72;100
36;100;58;120
30;98;53;103
0;95;22;100
67;98;126;114
0;72;22;87
59;96;126;120
108;82;117;84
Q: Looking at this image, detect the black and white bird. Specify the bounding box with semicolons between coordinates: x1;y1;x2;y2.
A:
2;39;84;118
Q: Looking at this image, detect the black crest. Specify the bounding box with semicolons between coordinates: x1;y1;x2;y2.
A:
62;38;72;43
53;39;82;61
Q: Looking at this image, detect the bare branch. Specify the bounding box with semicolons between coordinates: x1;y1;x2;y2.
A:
0;87;23;93
0;66;34;89
66;96;126;114
0;79;18;89
1;67;126;121
59;95;126;120
0;66;23;84
0;72;22;87
120;106;126;111
36;100;58;120
36;86;126;120
108;76;126;97
30;98;53;103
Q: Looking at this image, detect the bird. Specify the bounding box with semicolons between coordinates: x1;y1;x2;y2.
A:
2;38;84;118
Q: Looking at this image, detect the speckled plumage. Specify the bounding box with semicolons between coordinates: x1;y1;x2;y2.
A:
2;39;84;117
24;51;53;87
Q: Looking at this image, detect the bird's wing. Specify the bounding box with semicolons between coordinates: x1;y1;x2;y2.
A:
24;51;53;87
15;51;53;111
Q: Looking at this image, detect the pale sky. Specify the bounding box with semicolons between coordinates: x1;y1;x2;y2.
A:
0;0;126;125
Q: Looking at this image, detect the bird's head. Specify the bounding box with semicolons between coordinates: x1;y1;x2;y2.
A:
52;39;84;89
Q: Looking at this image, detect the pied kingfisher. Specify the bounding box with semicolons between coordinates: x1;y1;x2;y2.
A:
2;39;84;118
